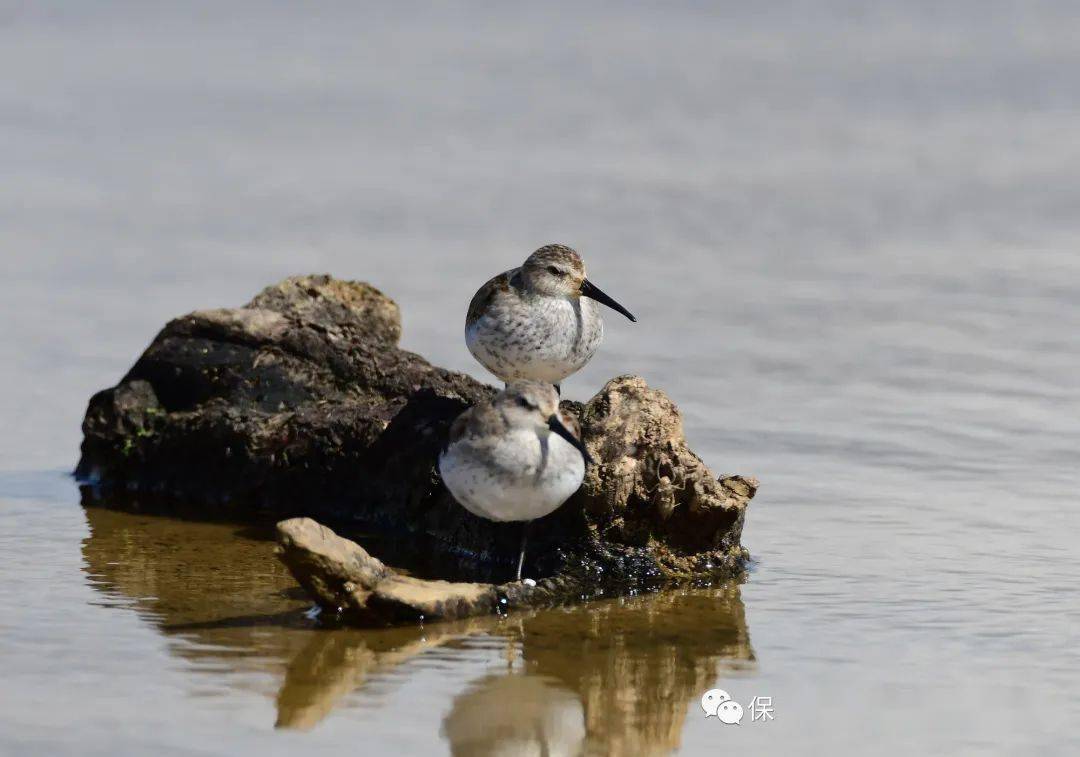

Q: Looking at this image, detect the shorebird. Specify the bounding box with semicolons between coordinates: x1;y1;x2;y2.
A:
438;381;590;580
465;244;636;391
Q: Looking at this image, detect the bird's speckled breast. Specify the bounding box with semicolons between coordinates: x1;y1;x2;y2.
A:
466;293;604;384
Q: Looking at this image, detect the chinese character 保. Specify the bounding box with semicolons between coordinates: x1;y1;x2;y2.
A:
748;696;774;722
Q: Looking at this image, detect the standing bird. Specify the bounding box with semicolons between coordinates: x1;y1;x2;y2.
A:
438;381;591;580
465;244;636;392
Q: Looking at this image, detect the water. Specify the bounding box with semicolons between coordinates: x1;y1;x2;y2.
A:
2;2;1079;754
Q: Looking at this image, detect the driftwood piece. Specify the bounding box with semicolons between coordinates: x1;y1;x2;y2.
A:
77;275;757;594
276;517;572;625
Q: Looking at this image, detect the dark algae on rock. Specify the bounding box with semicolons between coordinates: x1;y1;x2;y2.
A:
77;275;757;620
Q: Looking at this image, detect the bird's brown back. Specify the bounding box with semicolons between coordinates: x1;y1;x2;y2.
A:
465;268;524;328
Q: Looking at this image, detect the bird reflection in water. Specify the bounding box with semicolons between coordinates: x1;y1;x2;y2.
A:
442;674;586;757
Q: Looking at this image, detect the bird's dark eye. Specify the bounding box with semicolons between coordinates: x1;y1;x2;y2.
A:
517;396;536;410
546;266;562;276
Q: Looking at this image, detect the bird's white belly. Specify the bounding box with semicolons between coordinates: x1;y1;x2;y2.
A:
466;296;603;384
439;430;585;522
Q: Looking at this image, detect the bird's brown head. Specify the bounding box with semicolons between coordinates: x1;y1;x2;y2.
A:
498;380;592;463
520;243;637;321
521;244;587;297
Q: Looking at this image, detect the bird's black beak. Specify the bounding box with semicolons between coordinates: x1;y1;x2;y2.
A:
579;279;637;322
548;415;593;464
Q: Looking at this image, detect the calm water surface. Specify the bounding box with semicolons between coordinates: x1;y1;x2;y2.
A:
2;2;1079;755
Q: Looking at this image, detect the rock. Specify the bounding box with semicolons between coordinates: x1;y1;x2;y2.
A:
77;274;756;597
578;375;755;567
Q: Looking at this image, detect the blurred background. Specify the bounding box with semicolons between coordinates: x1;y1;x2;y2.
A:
1;2;1078;754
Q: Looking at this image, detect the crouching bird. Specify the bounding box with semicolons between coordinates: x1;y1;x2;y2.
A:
438;381;591;580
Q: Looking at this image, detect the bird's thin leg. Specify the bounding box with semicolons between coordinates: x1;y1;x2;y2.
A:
516;522;530;581
554;383;561;396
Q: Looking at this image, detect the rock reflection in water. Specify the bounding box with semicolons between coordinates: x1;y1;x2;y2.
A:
274;619;493;730
81;504;754;754
519;588;753;755
81;504;313;650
